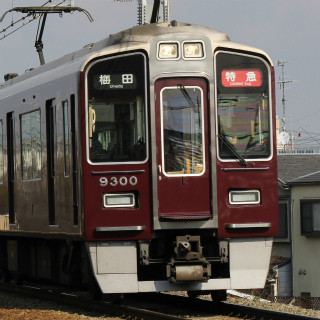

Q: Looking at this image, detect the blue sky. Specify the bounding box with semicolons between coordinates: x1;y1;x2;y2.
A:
1;0;319;146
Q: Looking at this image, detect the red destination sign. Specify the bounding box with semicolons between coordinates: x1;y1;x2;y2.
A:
222;69;262;87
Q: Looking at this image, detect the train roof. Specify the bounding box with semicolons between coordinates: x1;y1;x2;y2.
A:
0;21;271;93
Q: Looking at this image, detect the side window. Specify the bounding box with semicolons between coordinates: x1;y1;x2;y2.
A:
0;120;3;183
301;200;320;236
62;100;70;176
21;110;42;180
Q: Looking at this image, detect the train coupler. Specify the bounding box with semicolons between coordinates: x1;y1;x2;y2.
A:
174;235;203;260
166;262;211;283
167;235;211;283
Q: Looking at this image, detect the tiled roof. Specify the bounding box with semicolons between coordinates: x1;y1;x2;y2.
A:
289;170;320;184
277;154;320;184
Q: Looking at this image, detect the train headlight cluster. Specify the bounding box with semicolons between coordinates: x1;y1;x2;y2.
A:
183;42;204;59
158;42;179;59
229;190;260;205
157;41;205;60
103;193;135;208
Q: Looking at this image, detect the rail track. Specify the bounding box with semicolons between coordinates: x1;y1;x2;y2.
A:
137;293;320;320
0;282;184;320
0;282;319;320
221;301;319;320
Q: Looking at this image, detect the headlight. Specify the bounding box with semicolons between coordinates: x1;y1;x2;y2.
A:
158;42;179;59
103;193;135;208
183;42;204;59
229;190;260;205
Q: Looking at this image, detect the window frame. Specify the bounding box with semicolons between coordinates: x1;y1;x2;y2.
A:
84;52;148;165
160;85;205;177
214;50;273;163
20;109;42;181
301;199;320;236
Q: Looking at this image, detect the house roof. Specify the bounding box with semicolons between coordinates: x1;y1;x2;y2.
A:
278;154;320;184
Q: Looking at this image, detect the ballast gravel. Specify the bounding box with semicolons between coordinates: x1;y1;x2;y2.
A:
0;289;320;320
0;290;122;320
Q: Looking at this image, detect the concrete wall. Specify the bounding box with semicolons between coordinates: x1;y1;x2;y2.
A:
291;184;320;297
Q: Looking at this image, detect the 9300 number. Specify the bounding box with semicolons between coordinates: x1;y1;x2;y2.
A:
99;176;138;187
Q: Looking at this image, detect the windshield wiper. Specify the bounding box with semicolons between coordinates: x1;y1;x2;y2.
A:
177;84;200;113
218;133;247;167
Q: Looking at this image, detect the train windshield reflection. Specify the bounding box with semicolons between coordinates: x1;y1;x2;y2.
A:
88;99;146;162
86;53;147;163
161;86;205;175
216;52;271;160
218;94;270;159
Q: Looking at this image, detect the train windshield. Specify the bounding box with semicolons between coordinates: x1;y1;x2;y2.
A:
86;53;147;163
216;52;271;160
161;85;204;175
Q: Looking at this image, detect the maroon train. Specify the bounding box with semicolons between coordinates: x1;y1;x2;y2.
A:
0;21;278;299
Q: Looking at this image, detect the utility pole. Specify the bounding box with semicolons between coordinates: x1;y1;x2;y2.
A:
277;60;293;133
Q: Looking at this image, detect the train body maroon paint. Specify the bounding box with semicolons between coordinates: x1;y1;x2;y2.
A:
0;22;278;297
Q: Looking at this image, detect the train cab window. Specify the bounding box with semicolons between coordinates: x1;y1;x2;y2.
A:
20;110;42;180
161;86;204;175
0;120;3;183
86;53;147;163
216;52;271;161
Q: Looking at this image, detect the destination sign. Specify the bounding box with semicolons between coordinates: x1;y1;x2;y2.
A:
221;69;262;87
93;73;137;90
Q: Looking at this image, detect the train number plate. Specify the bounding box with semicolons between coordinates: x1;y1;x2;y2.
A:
99;176;138;187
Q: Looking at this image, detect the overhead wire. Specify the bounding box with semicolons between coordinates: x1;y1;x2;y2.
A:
287;128;320;150
1;15;40;40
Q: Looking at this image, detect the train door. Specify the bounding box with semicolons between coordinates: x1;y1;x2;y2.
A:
70;95;79;226
155;78;212;220
46;99;57;225
60;95;79;228
7;112;15;224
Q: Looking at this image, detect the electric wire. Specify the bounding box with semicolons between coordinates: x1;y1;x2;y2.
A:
0;15;40;40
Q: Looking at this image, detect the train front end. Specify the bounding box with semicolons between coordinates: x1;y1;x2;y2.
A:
81;22;278;295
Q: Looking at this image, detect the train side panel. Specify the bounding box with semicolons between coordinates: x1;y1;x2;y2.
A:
0;73;83;234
